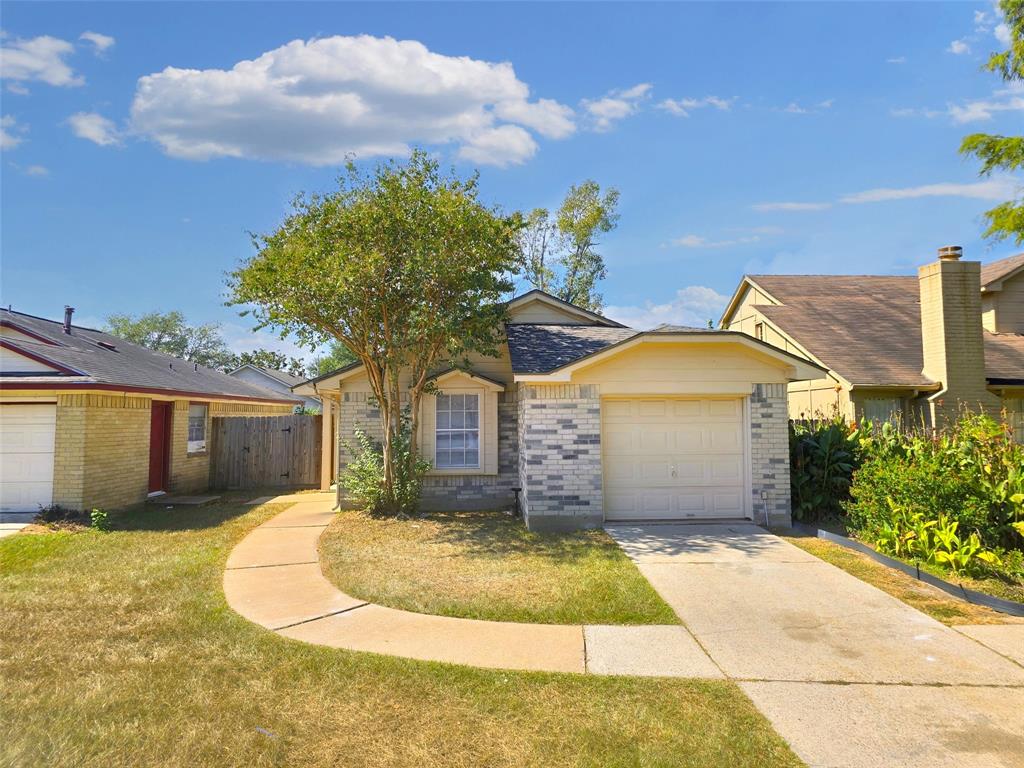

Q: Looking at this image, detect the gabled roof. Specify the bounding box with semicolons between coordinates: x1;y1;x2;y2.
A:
727;273;1024;387
0;309;299;403
981;252;1024;289
506;289;627;327
505;324;639;374
230;364;306;388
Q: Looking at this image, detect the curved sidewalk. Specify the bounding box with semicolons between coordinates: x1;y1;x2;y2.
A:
224;496;718;676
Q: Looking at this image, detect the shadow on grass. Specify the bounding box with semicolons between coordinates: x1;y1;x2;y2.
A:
391;510;625;565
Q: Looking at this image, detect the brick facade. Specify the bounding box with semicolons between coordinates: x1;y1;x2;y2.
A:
749;383;792;527
48;394;289;512
516;383;603;531
335;389;519;511
52;393;151;511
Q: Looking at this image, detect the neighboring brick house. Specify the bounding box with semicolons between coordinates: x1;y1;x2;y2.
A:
719;247;1024;438
0;308;299;513
295;290;823;531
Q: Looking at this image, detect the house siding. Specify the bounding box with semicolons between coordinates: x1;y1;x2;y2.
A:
516;383;603;531
750;383;793;527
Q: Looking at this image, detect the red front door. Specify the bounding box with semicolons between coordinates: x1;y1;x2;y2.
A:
148;402;172;493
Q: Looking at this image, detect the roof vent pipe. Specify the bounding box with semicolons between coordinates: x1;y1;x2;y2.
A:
937;245;963;261
63;305;75;334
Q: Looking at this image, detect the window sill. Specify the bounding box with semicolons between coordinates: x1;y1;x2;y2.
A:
186;451;208;458
426;467;494;477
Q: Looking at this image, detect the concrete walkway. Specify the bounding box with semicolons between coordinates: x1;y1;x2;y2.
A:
224;497;718;676
0;512;35;539
606;523;1024;768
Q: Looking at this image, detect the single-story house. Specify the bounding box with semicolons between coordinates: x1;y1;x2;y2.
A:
0;307;299;513
295;289;824;531
719;246;1024;438
228;364;321;411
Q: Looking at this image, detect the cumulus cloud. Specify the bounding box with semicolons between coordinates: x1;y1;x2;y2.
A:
127;34;575;167
839;177;1018;204
887;56;907;64
24;164;49;176
581;83;651;131
68;112;121;145
604;286;730;330
0;34;83;90
948;39;971;55
657;95;733;117
0;115;26;149
752;201;832;212
79;31;115;55
780;99;834;115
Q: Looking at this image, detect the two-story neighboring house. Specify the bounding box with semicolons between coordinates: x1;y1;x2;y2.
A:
719;247;1024;438
227;364;321;411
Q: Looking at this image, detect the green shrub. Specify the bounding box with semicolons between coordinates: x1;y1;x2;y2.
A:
341;413;430;516
789;418;860;521
90;509;111;532
845;453;991;541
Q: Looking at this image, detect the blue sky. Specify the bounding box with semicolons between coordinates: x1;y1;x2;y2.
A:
1;2;1021;360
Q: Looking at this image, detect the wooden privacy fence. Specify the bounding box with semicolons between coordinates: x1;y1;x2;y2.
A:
210;414;322;490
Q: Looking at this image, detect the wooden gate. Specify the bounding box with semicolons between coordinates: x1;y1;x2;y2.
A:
209;414;322;490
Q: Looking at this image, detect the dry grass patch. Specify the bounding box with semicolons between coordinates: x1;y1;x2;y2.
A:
320;509;679;625
782;533;1024;626
0;502;799;768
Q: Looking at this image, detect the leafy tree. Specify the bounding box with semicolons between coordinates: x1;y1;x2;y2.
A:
233;348;308;378
312;341;357;377
517;180;619;311
105;311;236;370
229;151;520;514
960;0;1024;244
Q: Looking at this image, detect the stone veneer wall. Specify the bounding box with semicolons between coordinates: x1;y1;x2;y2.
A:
336;390;518;511
516;383;603;531
750;383;792;527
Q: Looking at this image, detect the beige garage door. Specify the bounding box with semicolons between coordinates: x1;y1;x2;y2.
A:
0;403;56;513
603;397;748;521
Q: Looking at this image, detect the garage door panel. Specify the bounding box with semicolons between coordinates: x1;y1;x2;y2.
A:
0;404;56;512
604;397;748;522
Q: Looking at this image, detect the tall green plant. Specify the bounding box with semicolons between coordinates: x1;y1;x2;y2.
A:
789;418;860;521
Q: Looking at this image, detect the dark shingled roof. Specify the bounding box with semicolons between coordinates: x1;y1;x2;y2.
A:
749;274;1024;386
981;252;1024;288
1;309;299;402
505;324;638;374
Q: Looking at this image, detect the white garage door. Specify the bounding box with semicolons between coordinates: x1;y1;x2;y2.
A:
0;403;56;513
603;397;748;521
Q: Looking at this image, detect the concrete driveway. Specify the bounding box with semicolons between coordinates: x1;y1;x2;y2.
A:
607;523;1024;768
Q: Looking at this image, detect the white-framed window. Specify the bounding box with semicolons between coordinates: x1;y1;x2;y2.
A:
435;393;480;469
187;403;208;453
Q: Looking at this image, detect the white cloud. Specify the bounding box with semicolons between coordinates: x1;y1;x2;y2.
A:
670;233;760;249
995;22;1011;46
752;201;832;212
581;83;652;131
0;34;83;89
23;164;49;176
493;98;575;139
604;286;730;330
457;124;536;168
782;102;808;114
948;39;971;55
128;34;575;167
79;31;115;55
840;177;1018;204
68;111;121;146
657;95;733;117
948;86;1024;123
0;115;26;149
780;99;834;115
887;56;907;64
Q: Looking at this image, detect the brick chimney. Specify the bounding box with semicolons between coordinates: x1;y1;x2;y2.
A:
918;246;998;427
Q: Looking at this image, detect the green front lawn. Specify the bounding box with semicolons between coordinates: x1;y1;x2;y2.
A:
319;509;679;625
1;502;800;768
